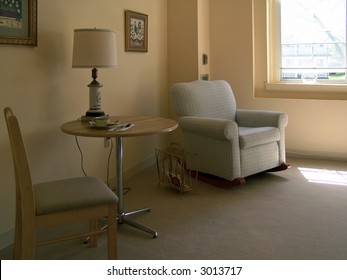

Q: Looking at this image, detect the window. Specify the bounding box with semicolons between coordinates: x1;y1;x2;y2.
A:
267;0;347;86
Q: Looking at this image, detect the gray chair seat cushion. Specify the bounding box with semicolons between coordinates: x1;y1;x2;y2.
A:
239;126;280;149
34;176;118;215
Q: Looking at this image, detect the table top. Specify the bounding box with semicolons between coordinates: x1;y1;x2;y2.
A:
61;116;178;138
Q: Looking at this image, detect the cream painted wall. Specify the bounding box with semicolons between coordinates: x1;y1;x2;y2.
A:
167;0;210;88
210;0;347;160
0;0;168;249
167;0;199;144
167;0;210;145
168;0;199;85
198;0;210;78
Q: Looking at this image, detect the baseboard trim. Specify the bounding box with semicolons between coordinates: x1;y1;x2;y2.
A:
107;156;156;190
287;150;347;162
124;156;156;180
0;229;14;252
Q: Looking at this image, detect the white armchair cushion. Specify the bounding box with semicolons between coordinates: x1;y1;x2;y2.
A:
239;127;280;149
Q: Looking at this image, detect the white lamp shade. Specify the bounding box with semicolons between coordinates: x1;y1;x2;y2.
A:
72;28;117;68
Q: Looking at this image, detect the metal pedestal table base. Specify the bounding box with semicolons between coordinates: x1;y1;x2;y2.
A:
115;137;158;238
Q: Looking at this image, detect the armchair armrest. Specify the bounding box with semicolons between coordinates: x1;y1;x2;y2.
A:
236;109;288;129
178;116;239;141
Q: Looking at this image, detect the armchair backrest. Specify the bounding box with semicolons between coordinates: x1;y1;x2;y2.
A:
170;80;237;120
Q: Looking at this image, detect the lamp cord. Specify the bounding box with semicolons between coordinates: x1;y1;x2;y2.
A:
106;138;113;188
75;135;113;185
74;136;130;194
75;136;87;177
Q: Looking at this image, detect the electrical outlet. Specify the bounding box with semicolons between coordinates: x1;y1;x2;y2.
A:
104;137;110;148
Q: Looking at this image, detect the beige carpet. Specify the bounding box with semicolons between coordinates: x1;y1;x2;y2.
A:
1;157;347;260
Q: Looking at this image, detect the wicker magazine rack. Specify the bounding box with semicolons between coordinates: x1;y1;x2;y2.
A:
155;143;199;195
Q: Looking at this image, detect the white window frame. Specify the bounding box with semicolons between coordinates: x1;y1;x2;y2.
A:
265;0;347;93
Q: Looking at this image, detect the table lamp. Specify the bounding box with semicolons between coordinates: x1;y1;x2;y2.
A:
72;28;117;118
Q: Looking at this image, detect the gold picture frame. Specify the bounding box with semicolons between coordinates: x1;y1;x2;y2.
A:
125;10;148;52
0;0;37;46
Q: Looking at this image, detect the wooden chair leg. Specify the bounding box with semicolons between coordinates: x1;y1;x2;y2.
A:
107;204;117;260
20;226;36;260
13;215;22;259
89;218;97;248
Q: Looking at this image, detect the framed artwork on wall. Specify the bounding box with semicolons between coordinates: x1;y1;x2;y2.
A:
0;0;37;46
125;10;148;52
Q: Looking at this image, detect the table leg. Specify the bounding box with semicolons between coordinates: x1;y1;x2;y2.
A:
115;137;158;238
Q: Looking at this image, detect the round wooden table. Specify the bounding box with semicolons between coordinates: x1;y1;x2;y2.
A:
61;116;178;237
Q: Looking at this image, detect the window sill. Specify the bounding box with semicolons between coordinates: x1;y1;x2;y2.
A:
265;82;347;93
255;82;347;100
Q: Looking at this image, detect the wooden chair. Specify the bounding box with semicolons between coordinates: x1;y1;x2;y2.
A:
4;107;118;259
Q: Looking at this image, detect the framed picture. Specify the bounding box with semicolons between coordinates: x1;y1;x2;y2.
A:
125;10;148;52
0;0;37;46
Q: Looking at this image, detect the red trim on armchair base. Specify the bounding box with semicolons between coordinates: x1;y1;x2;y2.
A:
192;163;290;188
266;162;291;172
192;171;246;188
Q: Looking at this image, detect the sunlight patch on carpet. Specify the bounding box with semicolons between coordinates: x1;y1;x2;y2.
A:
298;167;347;186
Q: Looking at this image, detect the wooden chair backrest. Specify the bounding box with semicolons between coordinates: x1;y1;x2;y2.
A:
4;108;36;221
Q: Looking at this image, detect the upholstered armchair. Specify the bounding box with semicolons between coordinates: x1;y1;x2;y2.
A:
170;80;289;185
